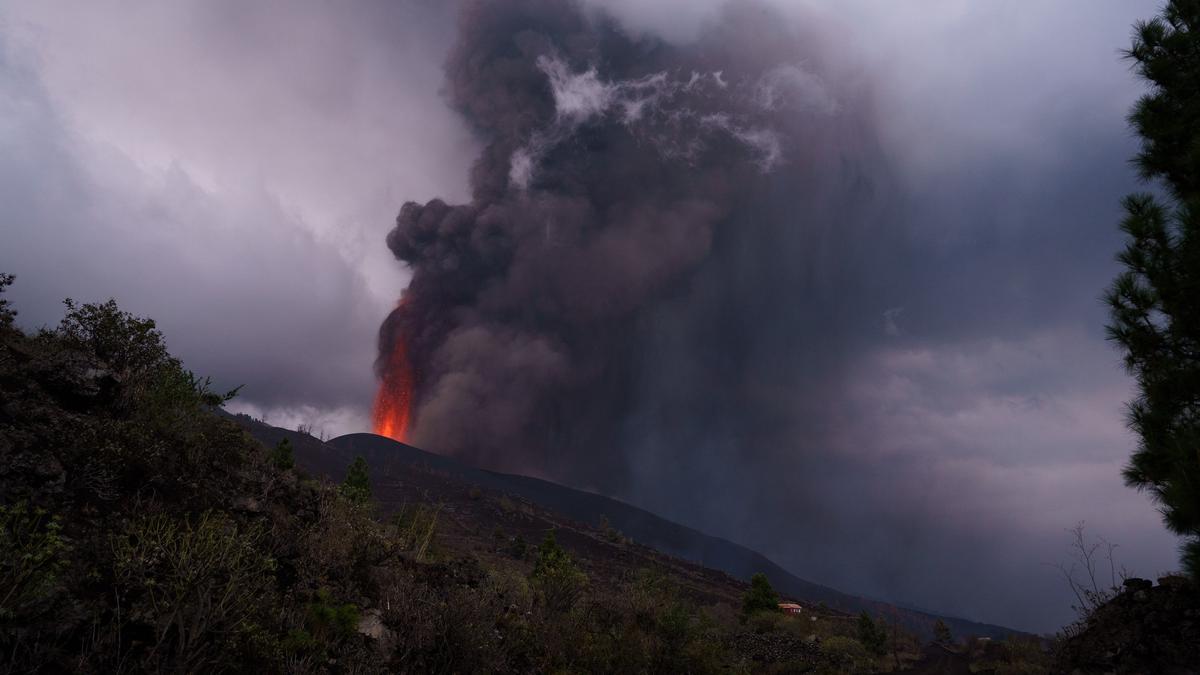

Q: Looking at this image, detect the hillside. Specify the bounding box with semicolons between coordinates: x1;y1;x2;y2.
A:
229;418;1022;643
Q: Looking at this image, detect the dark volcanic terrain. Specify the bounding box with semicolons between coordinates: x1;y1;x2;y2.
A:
228;413;1021;643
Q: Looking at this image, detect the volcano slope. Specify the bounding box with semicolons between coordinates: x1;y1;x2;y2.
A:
230;416;1023;645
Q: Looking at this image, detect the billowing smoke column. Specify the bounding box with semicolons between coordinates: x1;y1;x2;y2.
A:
377;0;890;492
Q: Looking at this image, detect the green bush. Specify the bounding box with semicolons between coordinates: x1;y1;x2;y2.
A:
0;501;69;622
111;511;277;671
304;589;360;641
820;635;872;674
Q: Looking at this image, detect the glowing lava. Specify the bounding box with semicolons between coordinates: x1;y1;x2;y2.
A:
372;336;414;442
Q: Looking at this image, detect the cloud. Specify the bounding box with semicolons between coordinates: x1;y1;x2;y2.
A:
0;0;477;427
883;306;904;336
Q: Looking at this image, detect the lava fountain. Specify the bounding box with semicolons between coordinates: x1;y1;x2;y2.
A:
372;332;414;442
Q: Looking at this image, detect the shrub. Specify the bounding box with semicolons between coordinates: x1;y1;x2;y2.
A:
390;502;439;561
111;511;277;671
304;589;360;642
820;635;872;674
0;502;69;623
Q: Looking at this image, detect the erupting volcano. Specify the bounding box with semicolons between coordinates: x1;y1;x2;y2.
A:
371;0;882;483
372;334;413;442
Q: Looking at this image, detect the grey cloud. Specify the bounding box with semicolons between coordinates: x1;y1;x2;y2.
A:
0;44;376;412
0;0;480;429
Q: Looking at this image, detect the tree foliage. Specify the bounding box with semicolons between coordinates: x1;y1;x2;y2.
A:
530;530;586;613
0;273;15;328
741;572;780;617
1107;0;1200;577
856;611;888;656
340;455;372;504
0;502;69;623
271;438;295;470
111;512;277;672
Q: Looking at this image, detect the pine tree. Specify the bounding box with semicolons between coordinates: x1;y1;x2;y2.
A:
1107;0;1200;577
741;572;780;617
857;612;888;656
340;455;371;504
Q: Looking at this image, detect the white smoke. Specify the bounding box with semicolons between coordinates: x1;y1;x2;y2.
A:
508;55;785;188
754;64;839;115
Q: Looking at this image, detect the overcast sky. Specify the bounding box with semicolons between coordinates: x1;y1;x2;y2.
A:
0;0;1180;633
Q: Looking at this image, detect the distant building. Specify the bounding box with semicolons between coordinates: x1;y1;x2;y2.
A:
778;603;803;615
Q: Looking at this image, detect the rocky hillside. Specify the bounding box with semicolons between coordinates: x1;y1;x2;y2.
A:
1054;576;1199;674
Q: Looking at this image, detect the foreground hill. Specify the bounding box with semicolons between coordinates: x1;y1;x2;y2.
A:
229;419;1021;643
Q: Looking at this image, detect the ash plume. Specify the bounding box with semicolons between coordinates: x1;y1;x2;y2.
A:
379;0;892;490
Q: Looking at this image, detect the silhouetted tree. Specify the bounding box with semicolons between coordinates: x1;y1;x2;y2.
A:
1106;0;1200;577
741;573;780;617
340;456;371;504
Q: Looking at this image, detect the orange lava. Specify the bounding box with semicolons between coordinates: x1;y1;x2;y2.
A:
373;336;413;442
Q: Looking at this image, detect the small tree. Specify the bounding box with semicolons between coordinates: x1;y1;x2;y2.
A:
340;456;371;504
59;298;172;376
933;618;952;645
270;439;295;470
857;611;888;656
56;297;238;407
531;531;586;613
741;572;780;617
1054;522;1124;618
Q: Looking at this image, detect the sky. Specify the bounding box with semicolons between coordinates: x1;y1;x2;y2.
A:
0;0;1181;633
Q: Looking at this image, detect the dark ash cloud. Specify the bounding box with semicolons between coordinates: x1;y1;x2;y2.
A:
380;0;882;484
